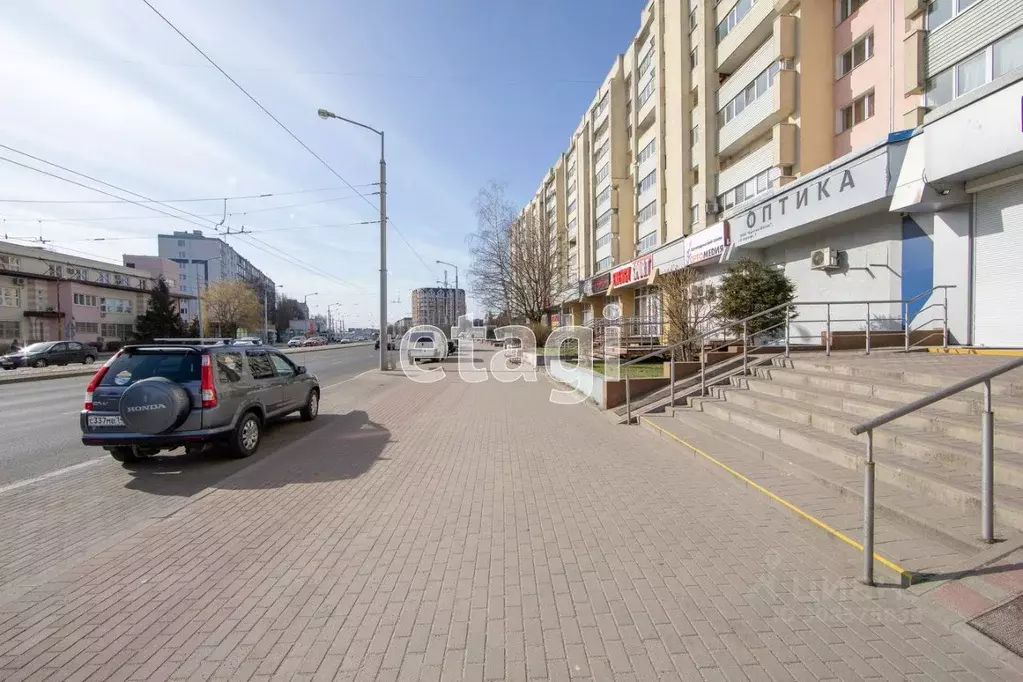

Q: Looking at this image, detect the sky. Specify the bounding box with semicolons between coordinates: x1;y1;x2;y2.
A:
0;0;645;326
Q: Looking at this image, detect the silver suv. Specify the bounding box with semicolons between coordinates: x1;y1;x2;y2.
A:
80;339;320;463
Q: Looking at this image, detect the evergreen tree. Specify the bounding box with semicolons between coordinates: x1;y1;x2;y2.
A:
134;278;187;341
187;316;201;338
718;258;796;338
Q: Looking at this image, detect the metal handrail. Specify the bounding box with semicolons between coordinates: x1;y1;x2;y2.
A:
851;355;1023;585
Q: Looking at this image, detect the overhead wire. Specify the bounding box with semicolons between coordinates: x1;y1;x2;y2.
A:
230;232;370;294
0;183;378;204
142;0;437;278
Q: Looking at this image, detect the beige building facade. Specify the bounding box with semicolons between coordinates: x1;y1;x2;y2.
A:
521;0;1019;346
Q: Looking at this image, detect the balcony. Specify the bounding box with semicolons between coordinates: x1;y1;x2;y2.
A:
717;68;795;157
716;0;779;73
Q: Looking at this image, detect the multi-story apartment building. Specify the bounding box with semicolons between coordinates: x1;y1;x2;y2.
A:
0;242;195;347
411;287;467;331
521;0;1023;348
157;230;277;328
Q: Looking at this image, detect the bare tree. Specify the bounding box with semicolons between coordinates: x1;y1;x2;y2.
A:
658;267;718;361
467;182;572;324
201;280;261;338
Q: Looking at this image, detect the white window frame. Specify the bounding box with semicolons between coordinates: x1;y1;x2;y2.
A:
637;200;657;224
924;33;1013;109
926;0;981;32
637;138;657;165
836;32;874;79
0;255;21;271
837;0;867;24
0;287;21;308
595;256;614;273
837;90;875;133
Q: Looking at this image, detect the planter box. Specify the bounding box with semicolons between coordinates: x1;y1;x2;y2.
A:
603;377;670;409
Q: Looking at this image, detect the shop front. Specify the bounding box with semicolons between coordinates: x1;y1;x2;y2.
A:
607;254;657;338
582;272;611;324
917;73;1023;347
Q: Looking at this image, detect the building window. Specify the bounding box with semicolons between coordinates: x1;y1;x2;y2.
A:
839;90;875;132
838;0;867;23
956;50;987;96
637;138;656;166
46;264;63;278
0;287;21;308
637;200;657;224
100;298;133;314
638;48;654;77
634;286;662;334
927;0;980;30
690;204;700;225
595;233;613;249
594;163;610;184
925;68;954;108
77;322;99;334
596;209;613;230
179;251;186;258
637;232;657;254
567;199;577;215
689;49;698;70
690;125;699;147
596;256;614;272
73;293;98;307
177;240;185;247
0;321;21;338
637;78;656;107
596;187;611;207
718;167;777;210
637;170;657;195
994;26;1023;78
567;181;577;198
689;8;697;32
718;61;781;128
717;0;756;44
837;32;874;78
0;255;21;271
593;138;609;162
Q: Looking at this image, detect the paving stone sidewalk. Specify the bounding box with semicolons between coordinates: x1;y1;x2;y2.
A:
0;361;1021;681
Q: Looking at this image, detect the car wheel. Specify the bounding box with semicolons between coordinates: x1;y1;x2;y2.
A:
300;389;320;421
33;359;47;368
229;412;261;459
83;355;95;365
108;446;139;463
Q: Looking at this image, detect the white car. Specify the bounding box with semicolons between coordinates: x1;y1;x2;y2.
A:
287;338;305;348
405;331;447;363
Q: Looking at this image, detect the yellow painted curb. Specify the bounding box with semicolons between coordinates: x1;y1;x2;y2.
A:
927;347;1023;357
640;416;915;584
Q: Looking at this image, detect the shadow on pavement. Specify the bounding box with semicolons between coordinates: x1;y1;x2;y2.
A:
120;410;391;497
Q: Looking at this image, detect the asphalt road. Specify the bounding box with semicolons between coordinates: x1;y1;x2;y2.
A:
0;343;379;486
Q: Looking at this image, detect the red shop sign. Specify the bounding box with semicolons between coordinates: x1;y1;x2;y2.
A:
611;255;652;288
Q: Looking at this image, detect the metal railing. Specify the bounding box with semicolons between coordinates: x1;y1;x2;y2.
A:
850;356;1023;585
621;286;956;424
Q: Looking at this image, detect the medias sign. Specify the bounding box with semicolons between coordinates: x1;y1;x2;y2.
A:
732;149;889;247
685;221;729;266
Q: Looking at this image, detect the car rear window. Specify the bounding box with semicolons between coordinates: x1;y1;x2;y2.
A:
101;351;201;386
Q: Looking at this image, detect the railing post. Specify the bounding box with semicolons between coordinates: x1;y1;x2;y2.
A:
943;287;949;350
863;429;875;586
865;302;871;355
825;303;832;357
784;304;791;358
700;346;706;396
982;379;994;542
742;321;748;376
669;347;676;409
625;374;632;425
904;302;910;352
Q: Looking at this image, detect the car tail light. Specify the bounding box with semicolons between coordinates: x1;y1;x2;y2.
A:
84;352;120;410
201;354;218;408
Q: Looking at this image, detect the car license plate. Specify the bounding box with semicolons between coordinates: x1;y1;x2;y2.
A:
88;415;124;427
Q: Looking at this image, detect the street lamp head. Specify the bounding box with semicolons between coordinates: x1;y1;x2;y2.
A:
317;108;334;120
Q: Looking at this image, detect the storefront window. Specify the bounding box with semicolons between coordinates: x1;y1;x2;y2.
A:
634;286;662;337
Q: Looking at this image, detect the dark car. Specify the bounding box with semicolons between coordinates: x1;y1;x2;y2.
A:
80;339;320;463
1;341;97;369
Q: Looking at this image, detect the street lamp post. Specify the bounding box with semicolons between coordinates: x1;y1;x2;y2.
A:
265;283;284;344
190;255;223;340
318;108;387;371
303;293;318;336
437;260;459;331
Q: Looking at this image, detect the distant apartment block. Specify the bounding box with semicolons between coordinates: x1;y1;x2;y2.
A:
411;287;467;331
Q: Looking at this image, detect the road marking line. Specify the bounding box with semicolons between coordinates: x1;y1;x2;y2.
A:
322;369;376;391
0;458;106;495
640;416;915;584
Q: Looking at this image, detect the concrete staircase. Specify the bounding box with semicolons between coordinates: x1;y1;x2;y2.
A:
642;351;1023;578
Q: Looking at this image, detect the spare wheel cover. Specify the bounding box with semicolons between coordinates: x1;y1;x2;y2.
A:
119;377;192;435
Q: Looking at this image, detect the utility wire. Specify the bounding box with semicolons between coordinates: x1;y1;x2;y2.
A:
231;232;369;294
142;0;437;278
0;183;378;204
0;153;214;231
4;220;377;243
0;144;221;229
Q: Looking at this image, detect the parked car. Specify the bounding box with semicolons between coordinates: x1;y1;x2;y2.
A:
405;331;447;363
339;338;352;344
233;337;262;346
80;340;320;462
303;336;327;347
286;337;305;347
1;340;98;369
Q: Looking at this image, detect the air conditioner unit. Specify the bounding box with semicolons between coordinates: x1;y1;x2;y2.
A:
12;277;25;286
810;247;840;271
705;201;722;215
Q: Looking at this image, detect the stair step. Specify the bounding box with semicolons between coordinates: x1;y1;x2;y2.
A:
720;380;1023;489
640;411;971;578
688;395;1023;532
786;355;1023;398
764;365;1023;422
